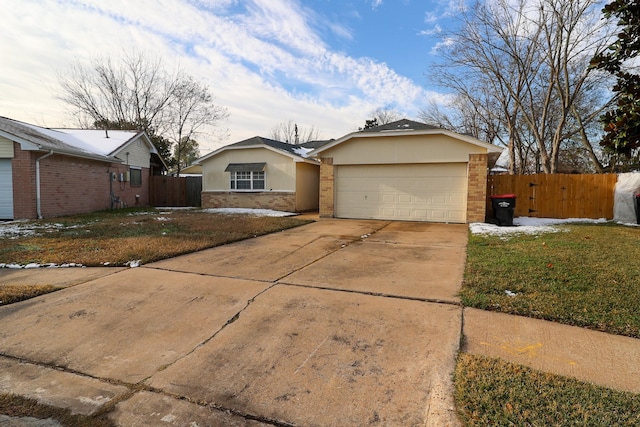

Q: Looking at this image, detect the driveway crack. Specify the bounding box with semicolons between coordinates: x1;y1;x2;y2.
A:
274;222;391;283
144;283;278;381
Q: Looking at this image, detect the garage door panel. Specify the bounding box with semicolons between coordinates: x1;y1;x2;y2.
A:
336;164;467;223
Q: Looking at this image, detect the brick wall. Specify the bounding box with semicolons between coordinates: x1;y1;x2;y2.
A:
38;154;112;218
202;191;296;212
108;166;151;209
319;157;334;218
11;143;37;219
12;143;151;219
466;153;489;223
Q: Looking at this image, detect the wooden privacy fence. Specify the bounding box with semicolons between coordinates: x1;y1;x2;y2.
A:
150;175;202;207
487;174;618;219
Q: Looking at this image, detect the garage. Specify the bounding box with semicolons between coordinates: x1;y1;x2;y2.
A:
335;163;468;222
0;158;13;220
311;119;503;223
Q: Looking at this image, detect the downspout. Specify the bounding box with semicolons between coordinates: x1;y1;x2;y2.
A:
36;150;54;219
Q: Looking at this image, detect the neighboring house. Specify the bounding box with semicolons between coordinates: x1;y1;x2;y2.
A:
179;163;202;176
197;136;326;212
0;116;165;220
310;119;503;223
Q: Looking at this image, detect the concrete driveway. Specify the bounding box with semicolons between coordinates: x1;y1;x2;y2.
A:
0;219;467;426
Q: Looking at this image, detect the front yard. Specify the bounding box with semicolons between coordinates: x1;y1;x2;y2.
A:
457;220;640;425
0;207;310;268
1;212;638;425
462;222;640;338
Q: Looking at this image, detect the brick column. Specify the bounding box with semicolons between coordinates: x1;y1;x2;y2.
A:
12;143;38;219
466;153;488;223
319;157;335;218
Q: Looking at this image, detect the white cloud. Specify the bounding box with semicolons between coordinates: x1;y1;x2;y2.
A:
430;37;456;54
418;24;442;36
0;0;437;154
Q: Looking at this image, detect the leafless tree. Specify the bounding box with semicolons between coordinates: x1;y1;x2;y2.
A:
56;51;228;170
424;0;614;174
369;107;402;125
269;120;320;144
168;75;228;175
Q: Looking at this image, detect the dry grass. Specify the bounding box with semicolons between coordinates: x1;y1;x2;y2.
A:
455;353;640;426
0;208;311;267
0;393;115;427
0;284;58;306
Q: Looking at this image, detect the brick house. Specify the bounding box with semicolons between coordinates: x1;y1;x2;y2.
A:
198;136;328;212
0;116;165;220
309;119;503;223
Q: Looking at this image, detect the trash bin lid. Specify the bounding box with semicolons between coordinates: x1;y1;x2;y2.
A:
490;194;516;199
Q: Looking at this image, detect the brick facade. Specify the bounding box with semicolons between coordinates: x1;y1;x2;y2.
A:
319;157;335;218
466;153;489;223
11;143;151;219
202;191;296;212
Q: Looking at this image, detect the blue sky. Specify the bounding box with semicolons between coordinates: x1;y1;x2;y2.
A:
0;0;463;152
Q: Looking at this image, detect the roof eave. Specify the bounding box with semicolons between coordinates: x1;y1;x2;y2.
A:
197;142;313;164
309;128;504;156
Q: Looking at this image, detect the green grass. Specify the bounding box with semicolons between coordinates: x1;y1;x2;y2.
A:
455;353;640;426
461;223;640;337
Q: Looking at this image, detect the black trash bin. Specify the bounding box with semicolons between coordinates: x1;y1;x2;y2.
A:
490;194;516;226
635;194;640;225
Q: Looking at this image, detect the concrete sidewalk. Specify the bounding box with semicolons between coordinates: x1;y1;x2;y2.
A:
463;308;640;394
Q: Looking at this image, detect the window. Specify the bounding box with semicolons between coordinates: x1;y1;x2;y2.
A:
225;163;266;191
130;168;142;186
230;170;265;190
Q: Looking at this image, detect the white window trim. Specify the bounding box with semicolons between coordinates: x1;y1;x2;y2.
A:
230;170;266;191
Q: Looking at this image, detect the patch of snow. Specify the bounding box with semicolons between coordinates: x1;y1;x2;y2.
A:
155;207;197;211
292;146;313;158
470;217;608;238
78;395;112;406
202;208;296;217
0;220;84;238
0;262;84;269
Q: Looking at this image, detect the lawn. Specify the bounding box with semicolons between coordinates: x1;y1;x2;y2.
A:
0;207;310;305
455;353;640;426
458;221;640;425
0;207;310;267
461;222;640;338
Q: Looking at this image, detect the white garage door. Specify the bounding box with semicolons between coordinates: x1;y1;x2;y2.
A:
0;159;13;220
335;163;468;223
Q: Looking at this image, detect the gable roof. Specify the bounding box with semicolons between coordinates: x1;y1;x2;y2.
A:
361;118;440;133
310;118;503;156
0;116;161;164
51;128;158;158
196;136;328;165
